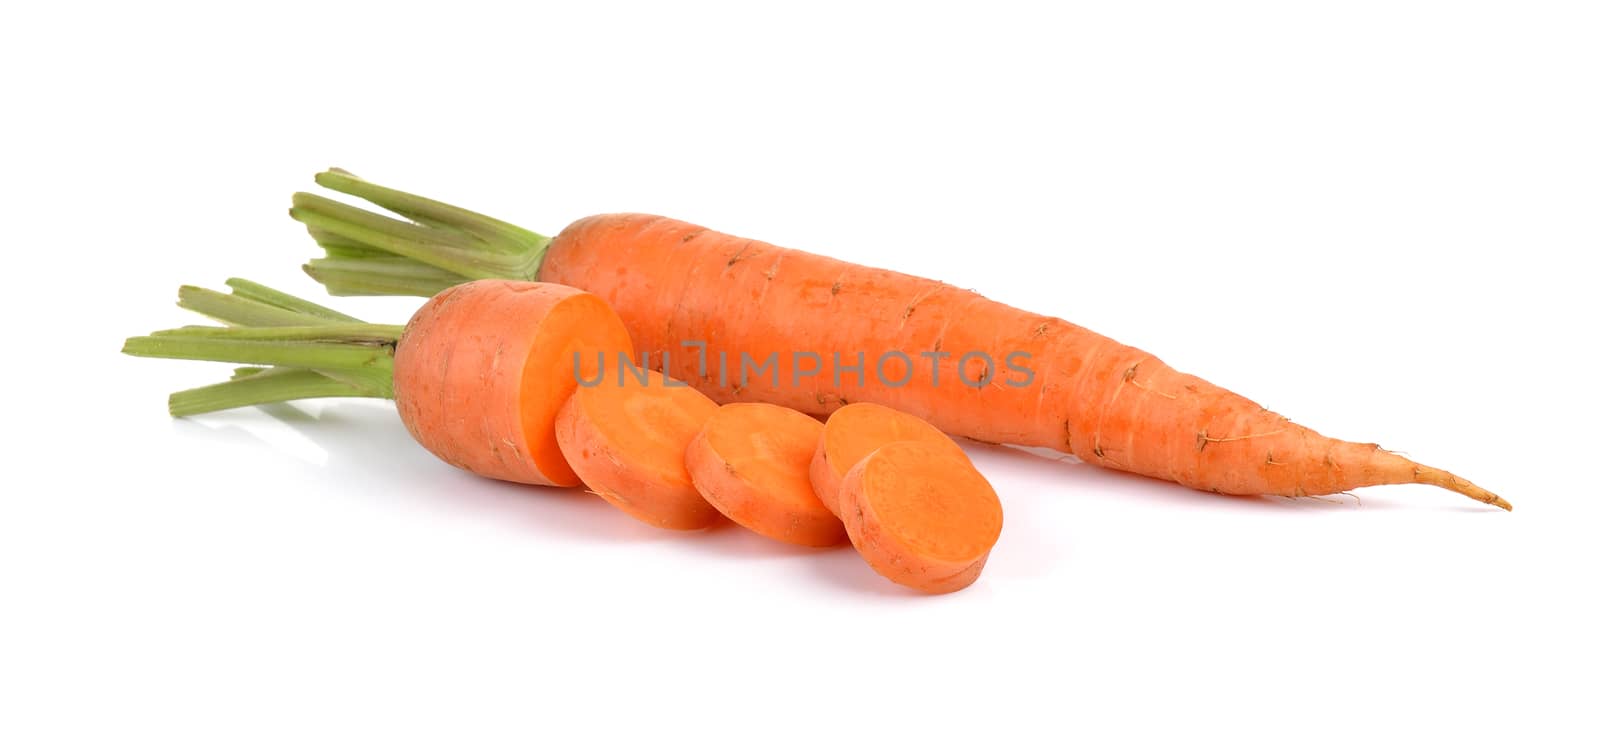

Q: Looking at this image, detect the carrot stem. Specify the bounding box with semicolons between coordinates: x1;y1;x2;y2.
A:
146;324;405;342
121;334;393;374
302;256;469;297
308;226;397;258
178;285;336;327
313;168;547;253
168;367;379;417
292;169;543;296
224;277;364;322
124;280;401;415
290;192;540;281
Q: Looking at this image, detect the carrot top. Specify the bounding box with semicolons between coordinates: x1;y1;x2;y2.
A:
291;169;546;296
121;279;402;415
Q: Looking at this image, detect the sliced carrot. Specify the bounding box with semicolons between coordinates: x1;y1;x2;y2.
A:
554;369;721;530
838;441;1003;594
810;402;969;517
685;403;844;547
123;279;633;489
395;280;633;486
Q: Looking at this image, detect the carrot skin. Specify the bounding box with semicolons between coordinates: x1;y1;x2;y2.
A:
808;443;843;519
539;215;1508;509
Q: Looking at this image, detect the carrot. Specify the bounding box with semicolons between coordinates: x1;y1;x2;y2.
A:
810;402;970;517
839;441;1003;594
685;402;844;547
288;169;1512;511
554;369;722;530
122;278;632;487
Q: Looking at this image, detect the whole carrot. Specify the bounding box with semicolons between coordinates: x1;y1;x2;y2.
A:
290;170;1510;510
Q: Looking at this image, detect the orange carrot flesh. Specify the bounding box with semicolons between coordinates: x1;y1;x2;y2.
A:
554;369;722;530
292;172;1512;511
686;403;844;547
395;280;634;486
839;441;1004;594
810;402;971;517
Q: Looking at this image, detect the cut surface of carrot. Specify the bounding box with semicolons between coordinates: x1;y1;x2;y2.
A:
686;403;843;547
839;441;1003;594
394;280;633;486
810;402;969;517
554;369;721;529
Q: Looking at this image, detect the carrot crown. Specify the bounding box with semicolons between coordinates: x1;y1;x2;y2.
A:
292;169;545;297
121;279;403;416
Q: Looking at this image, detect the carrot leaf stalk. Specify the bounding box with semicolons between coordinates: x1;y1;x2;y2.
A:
122;279;401;416
163;367;376;417
293;169;542;296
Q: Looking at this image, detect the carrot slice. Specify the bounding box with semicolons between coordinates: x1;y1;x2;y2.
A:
554;369;721;530
810;402;970;517
686;403;844;547
838;441;1003;594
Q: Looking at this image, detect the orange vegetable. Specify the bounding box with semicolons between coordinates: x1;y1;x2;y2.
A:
809;402;970;517
290;170;1511;511
554;369;722;530
123;279;632;488
839;441;1004;594
685;403;845;547
397;280;634;485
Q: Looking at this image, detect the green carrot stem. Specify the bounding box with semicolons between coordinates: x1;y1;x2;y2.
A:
290;193;536;280
125;280;402;414
291;171;548;296
225;278;364;323
147;324;406;342
168;367;381;417
314;168;548;253
303;256;467;297
122;335;394;373
309;226;396;258
317;243;398;260
179;285;333;327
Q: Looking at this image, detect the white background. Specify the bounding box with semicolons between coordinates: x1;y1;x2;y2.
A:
4;2;1596;727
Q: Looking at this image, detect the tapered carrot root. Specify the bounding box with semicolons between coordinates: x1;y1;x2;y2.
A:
810;402;971;517
291;170;1511;511
554;369;723;529
686;403;845;547
1400;464;1507;510
839;441;1004;594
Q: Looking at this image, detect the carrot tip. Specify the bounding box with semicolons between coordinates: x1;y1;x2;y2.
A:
1414;465;1512;512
